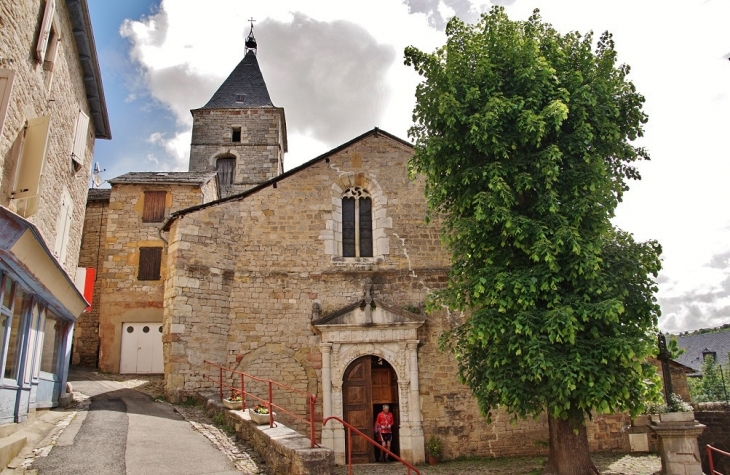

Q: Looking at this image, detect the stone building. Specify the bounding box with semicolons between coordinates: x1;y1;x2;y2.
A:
74;176;220;373
0;0;110;429
78;26;649;465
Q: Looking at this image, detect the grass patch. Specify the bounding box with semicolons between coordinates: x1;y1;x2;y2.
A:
212;412;236;435
177;396;199;407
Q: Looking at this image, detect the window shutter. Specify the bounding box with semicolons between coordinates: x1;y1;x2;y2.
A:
142;191;166;222
342;197;356;257
138;247;163;280
70;109;89;167
0;69;14;138
359;197;373;257
36;0;56;61
54;187;73;263
14;115;51;200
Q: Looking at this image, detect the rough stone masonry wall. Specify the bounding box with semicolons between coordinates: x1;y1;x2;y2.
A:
97;183;208;372
0;0;97;277
73;196;109;367
188;108;284;197
695;406;730;474
165;133;636;459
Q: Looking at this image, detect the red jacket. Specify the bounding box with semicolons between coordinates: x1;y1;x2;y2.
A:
375;411;394;434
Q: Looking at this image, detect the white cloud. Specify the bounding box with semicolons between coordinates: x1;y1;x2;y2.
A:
148;131;190;170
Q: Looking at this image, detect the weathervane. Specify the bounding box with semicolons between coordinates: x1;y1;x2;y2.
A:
245;17;257;54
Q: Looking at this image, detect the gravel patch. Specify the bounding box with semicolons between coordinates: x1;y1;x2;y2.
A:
332;453;660;475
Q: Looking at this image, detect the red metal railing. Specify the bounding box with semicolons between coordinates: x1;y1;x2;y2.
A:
203;360;317;448
707;445;730;475
323;416;420;475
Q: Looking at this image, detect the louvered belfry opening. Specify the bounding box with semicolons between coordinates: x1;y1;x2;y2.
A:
342;187;373;257
216;157;235;185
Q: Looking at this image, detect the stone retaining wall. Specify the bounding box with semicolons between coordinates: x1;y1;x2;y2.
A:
695;404;730;474
198;393;333;475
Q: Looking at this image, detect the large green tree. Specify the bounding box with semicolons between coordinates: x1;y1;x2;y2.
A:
405;8;662;474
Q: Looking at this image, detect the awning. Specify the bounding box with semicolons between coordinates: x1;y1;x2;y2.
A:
0;207;87;320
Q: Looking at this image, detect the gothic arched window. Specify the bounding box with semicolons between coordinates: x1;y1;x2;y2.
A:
216;156;235;185
342;187;372;257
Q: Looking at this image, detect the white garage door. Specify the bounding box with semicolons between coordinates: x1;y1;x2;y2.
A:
120;322;163;374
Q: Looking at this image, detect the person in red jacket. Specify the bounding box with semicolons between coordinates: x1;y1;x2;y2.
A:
375;404;394;462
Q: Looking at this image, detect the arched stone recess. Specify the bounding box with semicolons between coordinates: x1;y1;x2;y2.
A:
313;289;426;464
230;343;318;432
207;148;241;168
321;172;392;263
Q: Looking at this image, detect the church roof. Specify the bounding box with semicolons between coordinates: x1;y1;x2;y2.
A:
200;51;274;109
108;171;217;185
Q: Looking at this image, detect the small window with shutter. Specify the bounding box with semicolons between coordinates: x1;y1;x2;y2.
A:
13;115;51;201
142;191;166;222
36;0;56;63
0;69;15;138
138;247;163;281
53;187;73;263
70;110;89;172
36;1;60;89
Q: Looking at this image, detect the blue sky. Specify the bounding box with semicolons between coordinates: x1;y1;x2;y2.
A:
88;0;175;175
85;0;730;333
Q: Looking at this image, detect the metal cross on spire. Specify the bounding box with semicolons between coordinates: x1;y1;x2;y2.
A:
245;17;257;54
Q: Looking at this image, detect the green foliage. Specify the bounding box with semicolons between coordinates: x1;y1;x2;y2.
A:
212;412;236;435
667;335;685;359
177;397;199;407
405;7;662;426
688;354;729;403
679;323;730;336
426;435;442;458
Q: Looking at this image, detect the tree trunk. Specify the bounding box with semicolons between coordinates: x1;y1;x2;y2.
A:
543;410;599;475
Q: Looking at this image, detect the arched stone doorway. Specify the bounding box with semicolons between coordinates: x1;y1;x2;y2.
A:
314;291;426;465
343;355;399;463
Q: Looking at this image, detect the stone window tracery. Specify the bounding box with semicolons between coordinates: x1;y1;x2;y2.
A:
322;174;391;263
342;187;372;257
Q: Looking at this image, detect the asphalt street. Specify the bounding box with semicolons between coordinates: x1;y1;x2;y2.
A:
32;369;241;475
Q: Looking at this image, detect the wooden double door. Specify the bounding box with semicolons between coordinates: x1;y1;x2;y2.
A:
343;356;399;463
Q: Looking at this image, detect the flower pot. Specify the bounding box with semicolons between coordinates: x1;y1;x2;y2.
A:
427;454;438;465
248;408;275;425
223;399;242;410
658;411;695;423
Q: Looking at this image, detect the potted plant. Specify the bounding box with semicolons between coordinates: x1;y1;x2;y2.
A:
248;404;275;425
426;435;442;465
222;391;243;410
646;393;694;423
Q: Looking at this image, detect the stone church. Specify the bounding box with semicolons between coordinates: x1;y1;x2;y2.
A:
76;27;636;464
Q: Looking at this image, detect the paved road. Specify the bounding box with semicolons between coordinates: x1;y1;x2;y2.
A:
33;368;241;475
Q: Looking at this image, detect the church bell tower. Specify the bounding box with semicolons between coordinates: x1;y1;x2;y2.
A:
188;20;287;198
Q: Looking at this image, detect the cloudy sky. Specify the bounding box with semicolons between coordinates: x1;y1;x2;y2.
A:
86;0;730;334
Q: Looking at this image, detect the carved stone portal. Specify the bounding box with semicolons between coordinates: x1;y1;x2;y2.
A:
314;297;426;465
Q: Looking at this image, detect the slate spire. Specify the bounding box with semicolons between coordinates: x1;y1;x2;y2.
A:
201;19;273;109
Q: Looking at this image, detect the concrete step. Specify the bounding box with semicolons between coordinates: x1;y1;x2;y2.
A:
0;434;27;471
